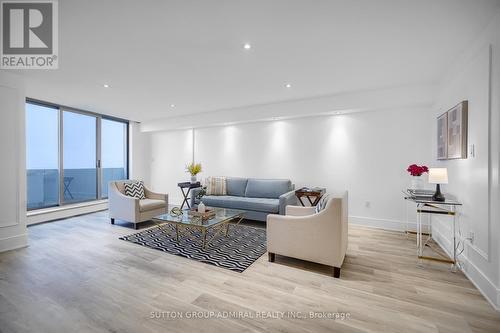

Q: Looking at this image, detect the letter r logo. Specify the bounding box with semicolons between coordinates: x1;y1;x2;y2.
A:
2;2;53;54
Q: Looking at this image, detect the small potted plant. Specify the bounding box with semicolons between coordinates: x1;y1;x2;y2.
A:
406;164;429;190
186;162;202;184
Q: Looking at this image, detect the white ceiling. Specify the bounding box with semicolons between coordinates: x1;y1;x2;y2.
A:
10;0;500;122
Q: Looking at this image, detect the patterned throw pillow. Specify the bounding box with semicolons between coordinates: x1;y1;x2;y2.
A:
315;194;329;214
124;181;146;199
205;176;227;196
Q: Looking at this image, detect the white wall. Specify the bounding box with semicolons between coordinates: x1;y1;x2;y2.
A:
0;72;28;252
149;129;194;204
129;122;152;186
149;106;433;229
432;12;500;310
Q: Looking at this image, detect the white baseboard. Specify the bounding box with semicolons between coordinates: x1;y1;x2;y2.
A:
0;233;28;252
27;201;108;225
432;226;500;311
349;215;428;233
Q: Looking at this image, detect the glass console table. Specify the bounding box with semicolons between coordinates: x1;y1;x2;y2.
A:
404;194;462;271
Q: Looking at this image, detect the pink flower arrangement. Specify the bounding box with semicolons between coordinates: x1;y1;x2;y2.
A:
407;164;429;177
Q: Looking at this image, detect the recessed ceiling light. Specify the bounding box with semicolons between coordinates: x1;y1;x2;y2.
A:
170;104;175;108
285;83;292;88
243;43;251;50
336;111;341;115
103;84;110;88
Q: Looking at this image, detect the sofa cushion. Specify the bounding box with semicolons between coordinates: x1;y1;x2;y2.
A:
205;176;227;195
315;194;329;214
245;178;292;199
139;198;166;212
226;177;248;197
200;195;279;213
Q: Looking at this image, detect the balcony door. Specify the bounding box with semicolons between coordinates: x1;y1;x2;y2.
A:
101;119;128;198
62;111;98;204
26;103;60;209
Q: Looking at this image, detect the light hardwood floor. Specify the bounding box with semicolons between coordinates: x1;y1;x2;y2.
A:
1;211;499;333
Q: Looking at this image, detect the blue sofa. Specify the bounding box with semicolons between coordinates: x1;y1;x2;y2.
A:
190;178;297;221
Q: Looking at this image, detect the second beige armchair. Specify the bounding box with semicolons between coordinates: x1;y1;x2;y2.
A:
266;192;348;278
108;180;168;229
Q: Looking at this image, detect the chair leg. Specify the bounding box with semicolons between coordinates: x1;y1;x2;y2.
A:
268;252;275;262
110;218;115;225
333;266;341;278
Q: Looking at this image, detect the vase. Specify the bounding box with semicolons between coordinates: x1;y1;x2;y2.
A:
410;176;423;190
190;175;197;184
198;201;206;213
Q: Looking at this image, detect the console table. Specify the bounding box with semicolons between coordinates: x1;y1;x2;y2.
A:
404;195;462;271
178;182;202;209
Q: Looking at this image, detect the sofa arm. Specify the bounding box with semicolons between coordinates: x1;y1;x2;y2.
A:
190;187;202;208
286;205;316;216
145;187;168;203
279;190;297;215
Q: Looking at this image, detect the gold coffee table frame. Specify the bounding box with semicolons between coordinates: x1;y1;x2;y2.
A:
152;207;246;249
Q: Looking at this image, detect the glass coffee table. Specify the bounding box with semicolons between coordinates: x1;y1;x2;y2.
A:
152;207;246;249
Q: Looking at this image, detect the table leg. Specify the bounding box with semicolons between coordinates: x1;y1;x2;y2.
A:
307;196;315;206
175;224;179;242
297;196;306;206
417;203;421;257
180;187;192;209
451;206;457;272
312;196;323;206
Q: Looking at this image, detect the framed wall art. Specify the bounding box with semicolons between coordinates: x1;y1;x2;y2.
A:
437;101;468;160
437;112;448;160
447;101;468;159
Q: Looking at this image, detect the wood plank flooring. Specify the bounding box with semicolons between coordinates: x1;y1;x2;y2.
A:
0;211;499;333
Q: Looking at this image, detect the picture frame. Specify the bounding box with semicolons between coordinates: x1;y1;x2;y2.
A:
436;101;468;160
437;112;448;160
446;101;468;159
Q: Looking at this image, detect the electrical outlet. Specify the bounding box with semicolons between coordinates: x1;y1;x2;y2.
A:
469;144;475;158
469;231;475;244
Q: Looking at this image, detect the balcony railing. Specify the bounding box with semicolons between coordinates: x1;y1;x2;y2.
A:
27;168;126;210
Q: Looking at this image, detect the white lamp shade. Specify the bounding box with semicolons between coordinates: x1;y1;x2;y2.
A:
428;168;448;184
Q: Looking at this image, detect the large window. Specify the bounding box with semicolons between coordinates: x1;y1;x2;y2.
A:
101;119;128;198
26;100;129;210
63;111;98;203
26;103;60;210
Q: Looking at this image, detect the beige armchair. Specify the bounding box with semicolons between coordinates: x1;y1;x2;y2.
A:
108;180;168;229
266;192;348;278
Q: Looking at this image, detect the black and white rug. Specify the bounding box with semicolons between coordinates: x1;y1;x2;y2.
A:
119;224;266;273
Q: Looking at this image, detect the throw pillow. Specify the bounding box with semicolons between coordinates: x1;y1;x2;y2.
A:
315;194;329;214
124;181;146;199
205;176;227;196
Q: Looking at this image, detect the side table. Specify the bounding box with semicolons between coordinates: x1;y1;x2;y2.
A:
295;187;326;206
178;182;202;209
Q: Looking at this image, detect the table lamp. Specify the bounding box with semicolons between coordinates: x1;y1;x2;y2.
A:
428;168;448;202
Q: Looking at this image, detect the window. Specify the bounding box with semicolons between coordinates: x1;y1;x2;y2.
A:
26;103;59;209
63;111;98;203
101;119;128;198
26;100;129;210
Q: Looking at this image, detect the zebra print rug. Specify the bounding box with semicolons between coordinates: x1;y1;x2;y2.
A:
119;224;266;273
